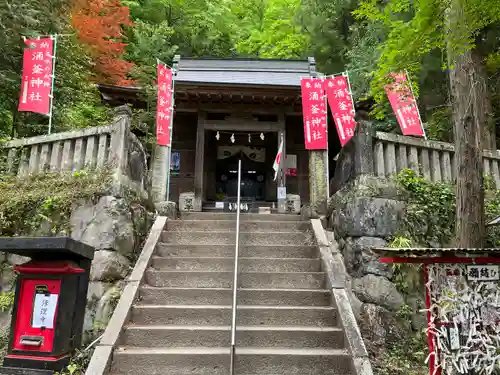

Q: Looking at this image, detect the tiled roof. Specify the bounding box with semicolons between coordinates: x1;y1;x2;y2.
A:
372;247;500;258
174;56;316;88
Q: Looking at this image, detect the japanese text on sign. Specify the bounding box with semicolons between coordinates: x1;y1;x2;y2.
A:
18;38;54;115
466;265;500;281
301;78;327;150
324;75;356;147
384;72;424;137
156;64;174;147
32;293;58;329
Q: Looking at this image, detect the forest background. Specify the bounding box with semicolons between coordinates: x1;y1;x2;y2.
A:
2;0;500;150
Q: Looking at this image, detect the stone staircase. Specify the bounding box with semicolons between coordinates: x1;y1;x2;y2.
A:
109;212;357;374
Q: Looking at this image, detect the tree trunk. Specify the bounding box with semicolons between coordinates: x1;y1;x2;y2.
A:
471;47;496;150
448;1;485;248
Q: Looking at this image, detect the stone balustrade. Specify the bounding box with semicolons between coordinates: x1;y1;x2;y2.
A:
373;132;500;186
331;121;500;194
0;106;148;197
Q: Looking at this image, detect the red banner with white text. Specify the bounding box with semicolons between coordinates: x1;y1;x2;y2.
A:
324;74;356;147
385;72;424;137
301;78;327;150
18;38;54;115
156;64;174;146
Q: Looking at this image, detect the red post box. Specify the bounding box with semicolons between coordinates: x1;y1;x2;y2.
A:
0;237;94;375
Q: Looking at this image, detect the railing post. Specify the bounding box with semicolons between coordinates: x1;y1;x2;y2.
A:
230;159;242;375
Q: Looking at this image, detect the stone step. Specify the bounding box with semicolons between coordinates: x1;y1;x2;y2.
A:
150;257;321;272
120;325;345;349
138;287;332;306
130;305;337;326
111;347;353;375
161;231;314;246
180;212;302;222
166;220;309;232
145;270;326;289
156;244;318;259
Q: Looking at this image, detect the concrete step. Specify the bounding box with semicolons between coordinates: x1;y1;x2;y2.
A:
151;256;321;272
138;287;331;306
111;347;353;375
161;231;315;246
156;244;318;259
145;270;326;289
131;305;337;326
180;212;302;222
120;325;345;349
166;220;309;232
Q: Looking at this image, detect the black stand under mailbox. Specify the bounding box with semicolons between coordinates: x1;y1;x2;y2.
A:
0;237;95;375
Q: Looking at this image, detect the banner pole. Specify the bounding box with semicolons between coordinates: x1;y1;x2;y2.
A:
323;75;330;200
48;34;58;135
165;66;176;203
405;69;427;140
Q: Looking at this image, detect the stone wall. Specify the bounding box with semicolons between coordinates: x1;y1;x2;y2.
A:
0;194;152;345
327;175;425;361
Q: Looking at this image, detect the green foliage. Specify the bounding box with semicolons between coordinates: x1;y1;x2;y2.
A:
0;169;113;236
374;326;428;375
394;169;500;247
353;0;500;119
395;169;456;246
0;1;110;138
55;348;94;375
0;292;14;313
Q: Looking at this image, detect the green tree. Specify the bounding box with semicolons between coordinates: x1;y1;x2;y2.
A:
0;0;109;139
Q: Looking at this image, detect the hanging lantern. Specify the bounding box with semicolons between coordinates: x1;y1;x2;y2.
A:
216;131;220;140
260;132;265;140
248;134;251;143
230;133;235;143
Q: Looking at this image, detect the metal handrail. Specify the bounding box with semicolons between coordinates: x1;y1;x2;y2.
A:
230;159;242;375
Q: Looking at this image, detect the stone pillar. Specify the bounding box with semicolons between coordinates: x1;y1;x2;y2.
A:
353;119;375;177
308;150;329;215
193;112;205;211
277;128;287;213
151;144;168;202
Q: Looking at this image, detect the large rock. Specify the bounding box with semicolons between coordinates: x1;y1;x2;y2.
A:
342;237;393;279
332;197;405;238
84;281;123;341
90;250;131;281
351;274;404;311
71;196;136;256
358;303;408;356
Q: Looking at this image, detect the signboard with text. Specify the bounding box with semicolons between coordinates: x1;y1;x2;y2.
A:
301;78;327;150
385;72;425;137
156;64;174;146
324;74;356;147
18;38;54;115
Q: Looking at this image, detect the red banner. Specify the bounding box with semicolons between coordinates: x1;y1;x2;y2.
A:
324;75;356;147
156;64;174;146
385;72;424;137
301;78;327;150
18;38;54;115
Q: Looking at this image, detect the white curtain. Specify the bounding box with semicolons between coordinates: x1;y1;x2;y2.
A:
217;146;266;163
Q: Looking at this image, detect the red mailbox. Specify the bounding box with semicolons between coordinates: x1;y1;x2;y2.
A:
0;238;94;375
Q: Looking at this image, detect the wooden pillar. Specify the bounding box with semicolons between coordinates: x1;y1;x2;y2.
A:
193;111;205;211
277;123;287;214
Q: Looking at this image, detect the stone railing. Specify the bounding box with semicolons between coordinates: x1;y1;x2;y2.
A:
373;132;500;185
331;121;500;193
0;106;148;197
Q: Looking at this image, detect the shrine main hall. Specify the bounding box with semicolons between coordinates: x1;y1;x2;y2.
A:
98;56;340;213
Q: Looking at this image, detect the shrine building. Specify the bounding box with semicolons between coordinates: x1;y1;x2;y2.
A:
98;56;341;212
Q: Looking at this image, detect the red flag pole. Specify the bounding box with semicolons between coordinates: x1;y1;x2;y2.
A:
48;35;58;134
404;69;427;140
